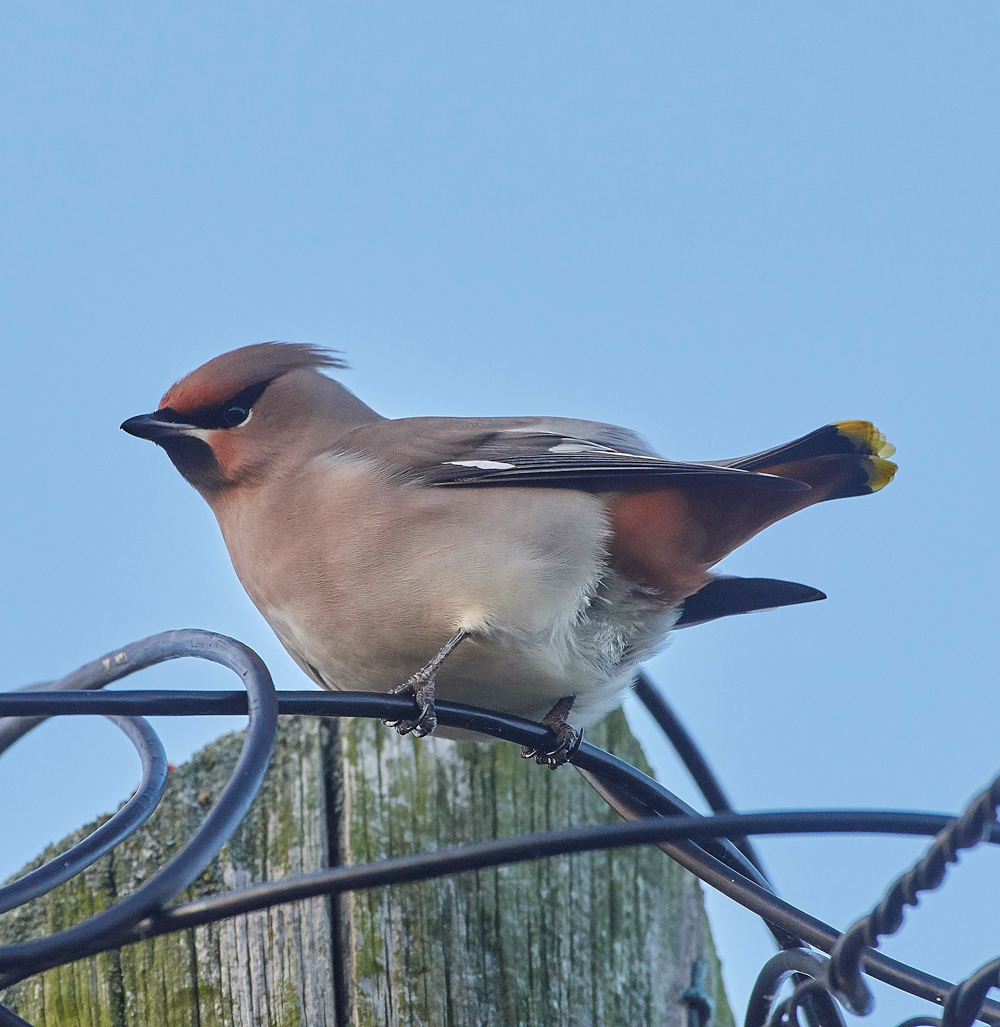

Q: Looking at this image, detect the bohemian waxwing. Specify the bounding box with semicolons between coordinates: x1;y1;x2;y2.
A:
122;342;897;765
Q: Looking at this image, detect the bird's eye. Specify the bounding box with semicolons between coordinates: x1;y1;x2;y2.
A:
222;405;250;427
188;380;270;430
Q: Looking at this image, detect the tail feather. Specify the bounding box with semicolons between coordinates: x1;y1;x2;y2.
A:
674;575;826;628
607;421;896;603
723;420;897;497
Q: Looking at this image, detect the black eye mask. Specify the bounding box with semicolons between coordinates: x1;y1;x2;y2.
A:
157;380;272;430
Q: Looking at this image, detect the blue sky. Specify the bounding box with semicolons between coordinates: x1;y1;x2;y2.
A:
1;3;998;1021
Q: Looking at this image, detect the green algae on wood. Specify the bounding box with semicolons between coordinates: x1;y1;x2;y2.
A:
2;712;733;1027
1;718;335;1027
336;713;733;1027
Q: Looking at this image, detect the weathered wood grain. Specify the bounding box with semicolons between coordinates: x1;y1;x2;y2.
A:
2;712;734;1027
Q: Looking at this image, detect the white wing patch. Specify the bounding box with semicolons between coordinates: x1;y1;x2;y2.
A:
548;441;609;454
447;459;517;470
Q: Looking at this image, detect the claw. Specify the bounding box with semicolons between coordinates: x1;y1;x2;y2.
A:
384;670;438;737
521;695;582;769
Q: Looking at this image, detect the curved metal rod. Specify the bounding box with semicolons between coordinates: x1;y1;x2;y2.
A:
0;714;167;913
0;688;789;907
575;763;802;950
26;811;985;944
0;1003;33;1026
745;950;834;1027
770;978;846;1027
0;630;278;989
633;670;770;882
0;688;808;925
942;959;1000;1027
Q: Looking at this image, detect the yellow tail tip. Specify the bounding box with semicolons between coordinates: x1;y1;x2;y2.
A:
833;420;896;459
866;456;898;492
834;420;897;492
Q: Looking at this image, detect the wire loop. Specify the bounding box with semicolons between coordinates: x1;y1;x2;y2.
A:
941;959;1000;1027
0;630;278;989
0;715;166;914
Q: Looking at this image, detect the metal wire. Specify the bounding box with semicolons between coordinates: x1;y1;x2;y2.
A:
0;1004;33;1027
1;631;998;1027
51;811;992;945
634;671;770;883
745;950;837;1027
827;771;1000;1016
682;958;716;1027
943;961;1000;1027
0;630;278;987
0;715;167;914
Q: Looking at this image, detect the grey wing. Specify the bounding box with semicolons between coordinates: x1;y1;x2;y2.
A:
337;416;809;493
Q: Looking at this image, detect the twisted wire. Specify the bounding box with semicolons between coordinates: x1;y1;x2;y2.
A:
681;958;715;1027
828;773;1000;1016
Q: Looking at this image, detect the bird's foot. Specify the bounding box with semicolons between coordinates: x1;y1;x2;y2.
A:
382;629;469;739
384;667;438;737
521;695;583;769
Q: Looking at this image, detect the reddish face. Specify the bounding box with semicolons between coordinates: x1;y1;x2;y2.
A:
121;342;346;494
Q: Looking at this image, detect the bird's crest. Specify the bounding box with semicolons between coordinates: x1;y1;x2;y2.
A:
160;342;347;414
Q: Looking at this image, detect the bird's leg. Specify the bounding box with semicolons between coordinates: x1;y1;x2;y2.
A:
384;630;468;738
521;695;583;770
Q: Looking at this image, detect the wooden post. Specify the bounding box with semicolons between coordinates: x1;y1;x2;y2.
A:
1;712;734;1026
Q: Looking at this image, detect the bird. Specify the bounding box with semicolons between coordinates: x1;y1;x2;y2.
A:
122;342;896;766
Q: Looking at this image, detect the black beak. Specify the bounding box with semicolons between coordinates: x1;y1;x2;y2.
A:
120;412;190;442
